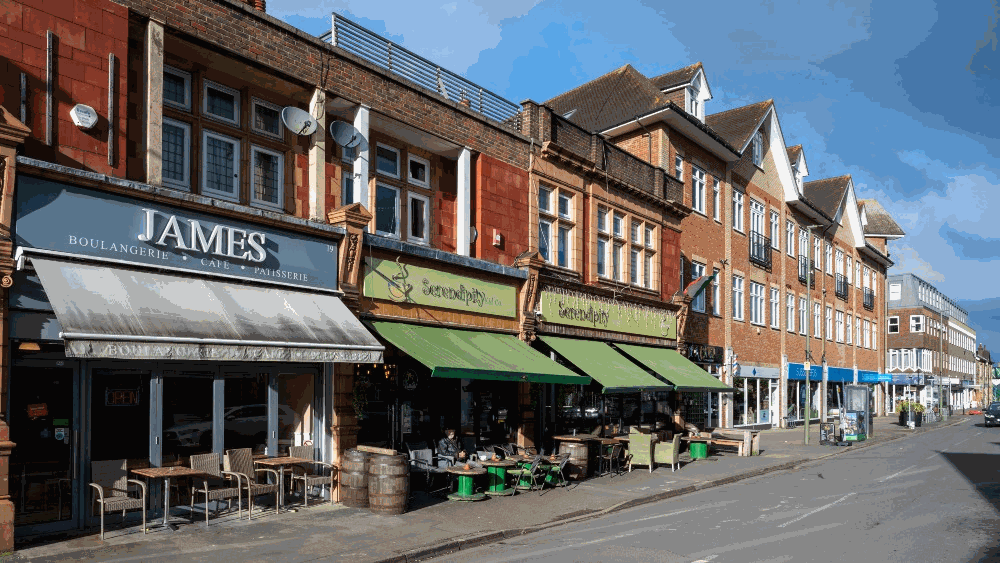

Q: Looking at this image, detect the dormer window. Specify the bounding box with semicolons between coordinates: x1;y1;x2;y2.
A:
752;131;764;167
687;87;699;118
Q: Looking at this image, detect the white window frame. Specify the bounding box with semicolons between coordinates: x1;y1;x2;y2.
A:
856;316;862;345
749;282;764;326
732;190;744;232
786;293;795;332
901;348;910;369
597;236;608;279
376;143;401;179
597;206;609;234
558;223;573;269
813;303;821;337
826;305;833;340
161;117;191;190
835;249;844;276
342;173;355;206
202;80;240;127
732;275;745;321
406;191;430;245
836;310;844;342
691;262;706;313
864;320;871;348
750;199;765;236
613;242;624;282
846;256;853;285
752;131;763;167
712;268;720;316
910;315;924;333
770;287;780;329
675;155;684;180
644;252;654;289
163;65;191;111
558;192;572;220
888;316;899;334
825;242;833;275
201;129;240;202
847;314;853;345
249;145;284;211
374;183;401;238
691;166;706;214
407;154;431;188
889;282;901;300
645;225;654;248
250;97;284;140
613;212;624;238
786;220;794;257
538;219;552;263
799;297;807;335
890;349;898;369
770;211;780;249
712;179;720;221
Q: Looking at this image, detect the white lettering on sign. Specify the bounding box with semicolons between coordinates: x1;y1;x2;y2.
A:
137;209;267;263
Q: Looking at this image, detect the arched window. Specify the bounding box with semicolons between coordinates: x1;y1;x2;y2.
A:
752;131;763;167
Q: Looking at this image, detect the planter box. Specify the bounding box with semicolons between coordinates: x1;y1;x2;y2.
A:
899;411;922;427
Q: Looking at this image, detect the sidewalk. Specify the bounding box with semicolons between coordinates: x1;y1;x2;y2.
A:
9;414;969;563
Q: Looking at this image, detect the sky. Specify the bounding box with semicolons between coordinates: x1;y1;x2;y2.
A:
274;0;1000;350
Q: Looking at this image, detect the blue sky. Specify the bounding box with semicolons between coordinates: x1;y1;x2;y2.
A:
276;0;1000;349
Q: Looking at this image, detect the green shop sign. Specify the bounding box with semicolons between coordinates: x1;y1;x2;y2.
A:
538;289;677;339
363;257;516;318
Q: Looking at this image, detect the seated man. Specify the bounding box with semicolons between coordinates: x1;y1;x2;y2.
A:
436;429;467;467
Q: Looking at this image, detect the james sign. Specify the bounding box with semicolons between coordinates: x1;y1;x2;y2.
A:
538;288;677;339
363;257;516;317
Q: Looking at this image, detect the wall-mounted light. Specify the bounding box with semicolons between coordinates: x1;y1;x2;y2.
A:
18;342;40;351
470;226;479;245
69;104;98;130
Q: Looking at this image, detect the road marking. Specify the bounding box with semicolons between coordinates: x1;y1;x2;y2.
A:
777;493;855;528
876;465;915;483
688;522;843;559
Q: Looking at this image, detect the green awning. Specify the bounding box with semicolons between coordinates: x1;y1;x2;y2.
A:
615;344;734;392
538;336;672;394
368;322;589;384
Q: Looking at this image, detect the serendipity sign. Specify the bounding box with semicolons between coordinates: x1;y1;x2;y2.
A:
363;257;516;318
14;176;339;290
538;288;677;339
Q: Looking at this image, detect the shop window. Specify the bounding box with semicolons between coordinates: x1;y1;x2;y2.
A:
376;184;401;237
408;192;430;244
250;146;284;210
278;372;315;455
224;372;269;453
408;154;430;188
203;80;240;126
163;372;214;462
202;130;240;201
376;144;400;178
163;66;191;110
251;98;283;139
162;118;191;190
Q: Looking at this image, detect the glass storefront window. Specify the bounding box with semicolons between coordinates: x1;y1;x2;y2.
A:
162;371;214;464
91;369;150;464
278;372;315;455
224;372;270;454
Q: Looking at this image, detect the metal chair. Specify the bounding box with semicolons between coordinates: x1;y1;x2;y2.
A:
89;459;146;540
508;456;545;493
288;445;337;507
189;453;243;526
225;448;279;520
546;457;571;487
600;444;624;476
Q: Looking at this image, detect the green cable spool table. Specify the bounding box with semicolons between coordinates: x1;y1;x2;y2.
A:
446;465;486;501
688;440;709;460
480;459;516;496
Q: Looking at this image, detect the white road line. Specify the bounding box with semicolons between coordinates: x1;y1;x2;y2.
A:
777;493;855;528
687;522;843;559
877;465;915;483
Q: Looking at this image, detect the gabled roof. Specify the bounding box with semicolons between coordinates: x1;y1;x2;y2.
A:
802;175;851;220
858;199;906;237
544;64;668;133
650;62;702;91
706;100;772;152
786;145;802;166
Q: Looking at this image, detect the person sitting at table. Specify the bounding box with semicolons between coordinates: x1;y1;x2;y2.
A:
437;429;467;466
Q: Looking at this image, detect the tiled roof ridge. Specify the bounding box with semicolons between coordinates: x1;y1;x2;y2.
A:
543;63;635;107
650;62;703;89
707;98;773;119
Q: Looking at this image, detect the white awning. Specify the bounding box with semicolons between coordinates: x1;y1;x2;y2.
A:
30;257;383;363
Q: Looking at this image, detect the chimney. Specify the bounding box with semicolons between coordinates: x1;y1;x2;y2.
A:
249;0;265;12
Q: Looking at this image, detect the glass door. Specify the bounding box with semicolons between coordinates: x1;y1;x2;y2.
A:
9;361;80;534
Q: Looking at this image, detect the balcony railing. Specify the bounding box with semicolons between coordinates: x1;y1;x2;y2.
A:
835;273;848;299
797;255;815;286
749;232;772;270
323;14;522;130
863;288;875;310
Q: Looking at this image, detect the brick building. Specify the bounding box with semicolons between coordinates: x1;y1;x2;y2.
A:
886;273;978;412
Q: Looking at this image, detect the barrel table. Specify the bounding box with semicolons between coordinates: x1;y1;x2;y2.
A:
446;465;486;501
368;453;409;515
479;459;515;496
341;449;370;508
558;442;589;480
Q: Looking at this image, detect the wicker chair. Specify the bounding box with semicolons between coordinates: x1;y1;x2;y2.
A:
287;445;337;507
225;448;279;520
188;453;243;526
89;459;146;540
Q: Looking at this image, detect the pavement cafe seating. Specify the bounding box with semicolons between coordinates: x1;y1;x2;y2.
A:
653;435;681;472
508;456;547;492
480;458;516;496
446;463;486;501
287;445;338;507
89;459;147;540
225;448;279;520
188;452;244;526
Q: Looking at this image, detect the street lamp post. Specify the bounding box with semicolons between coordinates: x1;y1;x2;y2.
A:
803;225;818;445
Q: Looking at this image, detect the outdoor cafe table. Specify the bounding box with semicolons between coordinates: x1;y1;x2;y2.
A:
479;459;515;496
253;456;313;511
131;466;208;530
445;465;486;501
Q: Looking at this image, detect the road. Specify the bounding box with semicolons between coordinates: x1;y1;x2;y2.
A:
430;417;1000;563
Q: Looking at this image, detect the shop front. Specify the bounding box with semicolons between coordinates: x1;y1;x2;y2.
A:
733;364;780;428
8;174;383;535
786;363;823;425
887;373;925;413
682;344;726;429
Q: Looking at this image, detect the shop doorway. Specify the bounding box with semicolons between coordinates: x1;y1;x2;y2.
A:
9;361;80;534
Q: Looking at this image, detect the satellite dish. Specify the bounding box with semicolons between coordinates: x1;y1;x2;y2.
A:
330;121;363;148
280;106;317;136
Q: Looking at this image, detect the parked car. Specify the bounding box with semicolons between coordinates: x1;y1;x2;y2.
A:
984;402;1000;427
164;404;294;449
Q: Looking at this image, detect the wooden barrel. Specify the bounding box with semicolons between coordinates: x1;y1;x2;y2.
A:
560;442;588;480
341;449;370;508
368;453;409;515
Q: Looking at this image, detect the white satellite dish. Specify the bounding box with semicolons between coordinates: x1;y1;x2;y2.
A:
330;121;363;148
280;106;318;136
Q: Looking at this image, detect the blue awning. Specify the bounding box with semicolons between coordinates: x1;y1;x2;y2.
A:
859;371;891;383
827;367;855;382
787;363;822;381
890;373;925;385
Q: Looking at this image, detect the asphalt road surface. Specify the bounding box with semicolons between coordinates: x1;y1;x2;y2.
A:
431;417;1000;563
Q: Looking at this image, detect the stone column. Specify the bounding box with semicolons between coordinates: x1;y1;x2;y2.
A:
456;147;471;256
307;88;327;222
352;106;370;209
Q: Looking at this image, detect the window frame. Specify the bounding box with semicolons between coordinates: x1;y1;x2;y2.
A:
558;224;572;269
712;179;720;221
597;236;608;279
889;283;901;300
407;191;431;245
341;172;355;206
597;206;608;234
732;190;745;233
691;262;706;313
163;65;192;111
675;155;684;180
712;268;720;316
752;131;764;167
813;302;821;338
888;316;899;334
770;287;780;329
732;275;745;321
374;182;402;238
161;117;191;191
250;97;284;140
407;154;431;189
846;315;853;345
375;143;401;179
786;292;795;332
202;79;241;127
799;297;807;335
910;315;925;333
691;166;706;214
826;305;833;340
748;282;763;326
249;144;285;211
836;310;845;342
201;129;240;202
785;220;795;256
770;211;780;250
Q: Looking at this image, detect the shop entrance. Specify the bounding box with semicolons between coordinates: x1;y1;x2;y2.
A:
9;361;80;533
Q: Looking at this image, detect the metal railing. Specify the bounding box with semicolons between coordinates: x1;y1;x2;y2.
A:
863;288;875;310
798;255;815;286
835;273;848;299
323;14;522;130
749;232;772;269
